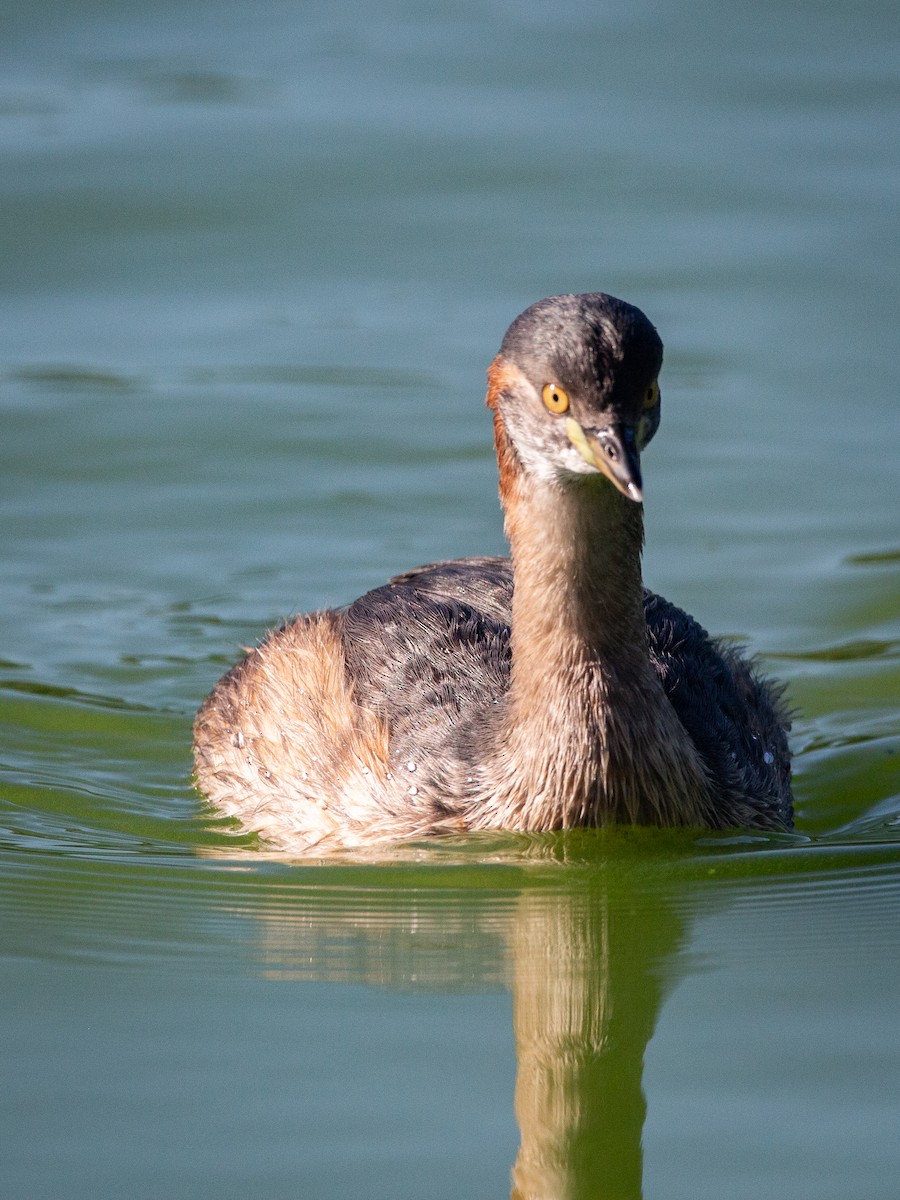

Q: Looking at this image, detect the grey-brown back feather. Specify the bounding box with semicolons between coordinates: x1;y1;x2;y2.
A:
342;557;793;829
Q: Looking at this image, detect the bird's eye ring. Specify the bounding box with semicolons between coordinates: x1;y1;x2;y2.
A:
643;380;660;410
542;383;569;414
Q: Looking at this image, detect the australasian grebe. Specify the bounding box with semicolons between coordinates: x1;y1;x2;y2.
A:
194;293;792;849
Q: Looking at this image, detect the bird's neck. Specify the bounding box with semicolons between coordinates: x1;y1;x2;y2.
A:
484;423;712;828
505;468;651;703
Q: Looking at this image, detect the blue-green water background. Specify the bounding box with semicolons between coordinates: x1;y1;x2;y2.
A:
1;2;898;1197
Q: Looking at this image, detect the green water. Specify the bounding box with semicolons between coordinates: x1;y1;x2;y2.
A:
1;1;898;1196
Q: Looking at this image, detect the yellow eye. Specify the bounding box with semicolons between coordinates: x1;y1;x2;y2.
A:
643;380;660;410
542;383;569;414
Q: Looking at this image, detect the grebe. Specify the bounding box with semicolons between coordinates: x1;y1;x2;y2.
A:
194;293;792;849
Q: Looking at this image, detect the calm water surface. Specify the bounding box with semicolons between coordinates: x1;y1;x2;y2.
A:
1;1;898;1197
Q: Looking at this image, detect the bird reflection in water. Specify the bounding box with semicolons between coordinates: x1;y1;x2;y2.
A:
509;880;681;1199
240;843;689;1200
